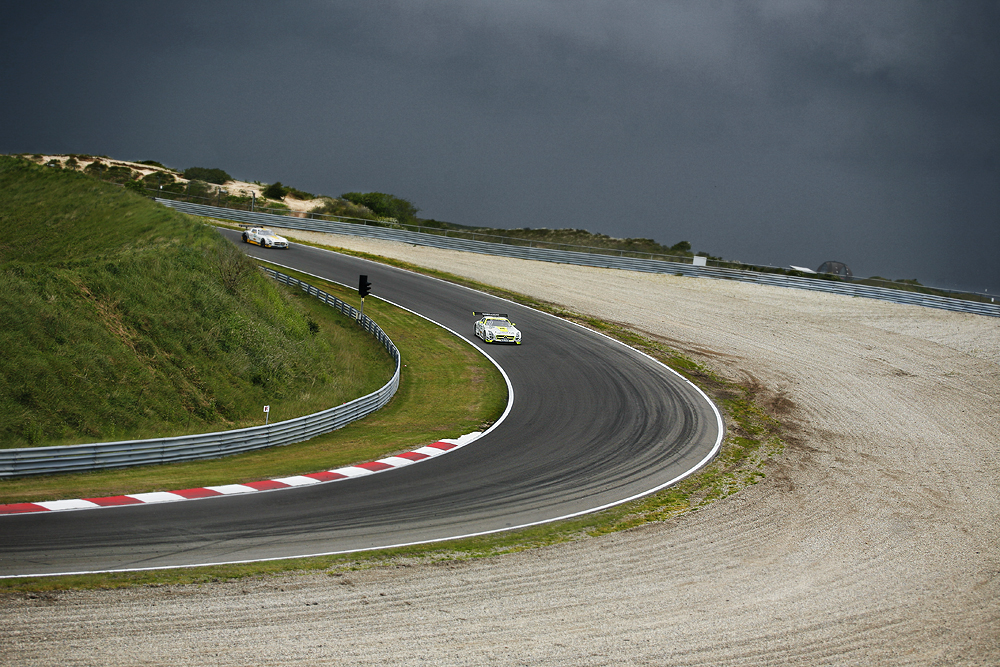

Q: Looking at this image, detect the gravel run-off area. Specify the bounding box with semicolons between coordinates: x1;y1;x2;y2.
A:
3;232;998;666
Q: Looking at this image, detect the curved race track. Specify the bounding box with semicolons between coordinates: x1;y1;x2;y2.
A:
0;231;722;577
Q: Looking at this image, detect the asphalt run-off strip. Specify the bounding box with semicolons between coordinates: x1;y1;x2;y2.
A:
0;432;482;516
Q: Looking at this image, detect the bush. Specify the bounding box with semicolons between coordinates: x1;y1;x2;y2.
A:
186;179;214;199
263;181;288;200
182;167;231;184
83;161;137;184
141;171;176;187
215;241;257;294
313;197;378;221
340;191;419;224
285;186;315;200
105;166;138;184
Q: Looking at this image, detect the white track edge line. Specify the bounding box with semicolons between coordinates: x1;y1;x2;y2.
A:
0;241;720;577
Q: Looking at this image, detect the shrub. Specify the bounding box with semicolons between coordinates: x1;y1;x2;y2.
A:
84;160;107;176
340;191;419;224
314;197;378;221
82;160;137;184
285;186;315;200
105;165;138;184
182;167;232;184
263;181;288;200
215;241;256;294
186;179;214;199
261;200;290;212
141;171;176;187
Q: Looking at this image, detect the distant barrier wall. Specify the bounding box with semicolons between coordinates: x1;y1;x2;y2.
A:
160;199;1000;319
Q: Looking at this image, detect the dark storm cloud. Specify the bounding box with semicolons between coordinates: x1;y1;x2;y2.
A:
1;1;997;292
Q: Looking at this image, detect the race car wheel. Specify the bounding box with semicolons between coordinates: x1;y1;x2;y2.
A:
242;233;248;243
486;332;493;343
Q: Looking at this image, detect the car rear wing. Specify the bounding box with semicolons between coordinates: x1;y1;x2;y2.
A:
473;312;509;318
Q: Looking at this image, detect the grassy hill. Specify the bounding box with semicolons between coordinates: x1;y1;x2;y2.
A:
0;156;394;448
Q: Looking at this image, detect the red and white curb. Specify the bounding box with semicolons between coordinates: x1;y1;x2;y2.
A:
0;432;482;516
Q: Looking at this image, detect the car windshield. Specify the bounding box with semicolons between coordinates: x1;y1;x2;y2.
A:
486;319;510;327
260;229;274;235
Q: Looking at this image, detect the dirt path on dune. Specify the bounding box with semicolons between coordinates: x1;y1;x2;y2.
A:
3;234;998;666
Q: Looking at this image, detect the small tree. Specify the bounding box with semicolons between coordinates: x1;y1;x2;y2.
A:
84;160;107;177
263;181;288;200
182;167;232;185
313;197;378;221
340;191;419;224
141;171;176;187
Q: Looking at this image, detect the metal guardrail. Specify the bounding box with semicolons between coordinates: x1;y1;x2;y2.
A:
161;199;1000;318
0;269;400;478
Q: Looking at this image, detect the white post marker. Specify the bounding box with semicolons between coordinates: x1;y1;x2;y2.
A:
263;405;270;426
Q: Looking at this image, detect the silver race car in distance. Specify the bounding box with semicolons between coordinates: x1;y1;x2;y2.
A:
474;312;522;344
242;227;289;249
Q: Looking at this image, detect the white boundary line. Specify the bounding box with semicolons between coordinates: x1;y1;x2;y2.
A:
0;240;722;578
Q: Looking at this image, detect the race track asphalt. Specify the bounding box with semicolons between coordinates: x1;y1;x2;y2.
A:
0;231;722;576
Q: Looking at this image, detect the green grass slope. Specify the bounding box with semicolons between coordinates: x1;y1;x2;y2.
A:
0;156;394;448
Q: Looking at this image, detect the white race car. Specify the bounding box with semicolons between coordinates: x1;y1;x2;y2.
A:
242;227;289;249
474;312;522;344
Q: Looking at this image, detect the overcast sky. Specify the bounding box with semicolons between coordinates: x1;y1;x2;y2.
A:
3;1;997;293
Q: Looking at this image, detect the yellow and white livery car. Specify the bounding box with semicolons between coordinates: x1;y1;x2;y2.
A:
242;227;289;249
474;312;522;344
